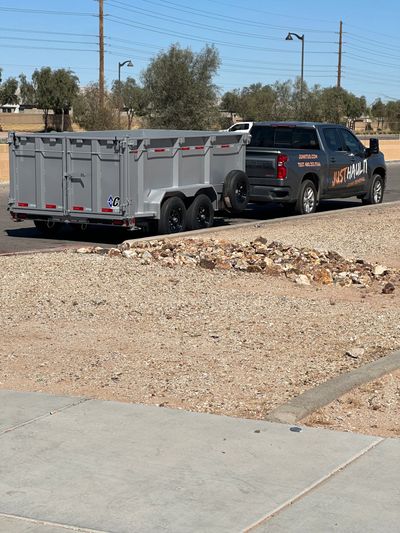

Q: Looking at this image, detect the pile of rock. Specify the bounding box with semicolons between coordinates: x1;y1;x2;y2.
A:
76;237;398;289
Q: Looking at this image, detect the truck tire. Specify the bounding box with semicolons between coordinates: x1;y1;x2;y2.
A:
362;174;384;205
294;180;317;215
223;170;249;214
34;220;63;235
158;196;187;234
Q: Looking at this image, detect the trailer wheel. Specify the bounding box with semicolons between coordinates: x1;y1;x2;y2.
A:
158;196;187;234
223;170;249;214
34;220;63;235
186;194;214;231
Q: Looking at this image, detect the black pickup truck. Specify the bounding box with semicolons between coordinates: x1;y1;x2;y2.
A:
245;122;386;214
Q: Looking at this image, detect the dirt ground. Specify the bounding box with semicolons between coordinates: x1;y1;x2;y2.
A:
0;203;399;424
302;370;400;438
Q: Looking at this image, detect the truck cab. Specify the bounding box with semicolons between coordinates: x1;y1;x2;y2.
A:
246;122;386;215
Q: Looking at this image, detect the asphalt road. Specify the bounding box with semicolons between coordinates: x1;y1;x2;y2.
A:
1;162;400;254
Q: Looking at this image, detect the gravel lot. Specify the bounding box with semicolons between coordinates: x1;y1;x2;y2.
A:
303;370;400;438
1;203;400;420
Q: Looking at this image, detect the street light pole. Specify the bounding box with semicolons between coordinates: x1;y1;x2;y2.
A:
118;60;133;128
285;32;305;102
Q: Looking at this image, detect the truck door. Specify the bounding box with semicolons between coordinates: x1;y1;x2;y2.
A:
337;128;368;195
322;127;354;197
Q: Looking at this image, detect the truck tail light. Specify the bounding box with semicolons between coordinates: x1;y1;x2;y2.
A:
277;154;288;180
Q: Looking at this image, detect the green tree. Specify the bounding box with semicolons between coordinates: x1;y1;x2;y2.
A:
74;83;118;131
32;67;53;130
18;74;35;105
111;77;147;129
385;100;400;132
371;98;386;130
220;89;241;122
32;67;79;131
142;43;220;129
0;77;19;105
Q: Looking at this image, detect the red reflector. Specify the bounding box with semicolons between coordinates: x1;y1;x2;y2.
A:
72;206;84;211
112;219;124;225
45;203;56;209
18;202;28;207
102;208;113;213
195;146;204;150
220;144;230;148
180;146;190;151
277;154;288;180
154;148;165;153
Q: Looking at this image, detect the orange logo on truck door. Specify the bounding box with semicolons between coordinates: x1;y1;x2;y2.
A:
332;159;368;187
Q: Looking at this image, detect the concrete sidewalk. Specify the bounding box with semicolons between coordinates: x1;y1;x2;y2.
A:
0;391;398;533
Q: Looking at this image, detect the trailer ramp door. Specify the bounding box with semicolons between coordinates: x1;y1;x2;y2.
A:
66;137;124;217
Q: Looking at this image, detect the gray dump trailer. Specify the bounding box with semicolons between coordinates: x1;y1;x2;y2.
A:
8;129;250;234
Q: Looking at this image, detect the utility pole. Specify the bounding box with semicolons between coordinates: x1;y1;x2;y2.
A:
99;0;105;108
337;20;343;88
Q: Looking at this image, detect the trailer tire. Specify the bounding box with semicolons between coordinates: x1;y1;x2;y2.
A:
34;220;63;235
186;194;214;231
158;196;187;234
223;170;249;214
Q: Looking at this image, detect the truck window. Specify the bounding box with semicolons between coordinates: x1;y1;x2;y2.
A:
248;126;274;147
229;123;249;132
340;128;364;155
249;126;319;149
323;128;343;152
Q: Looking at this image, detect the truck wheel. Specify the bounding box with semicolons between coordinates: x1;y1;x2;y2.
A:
362;174;384;205
34;220;63;235
158;197;187;234
186;195;214;230
223;170;249;214
294;180;317;215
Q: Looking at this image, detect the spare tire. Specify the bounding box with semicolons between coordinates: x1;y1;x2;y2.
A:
223;170;249;214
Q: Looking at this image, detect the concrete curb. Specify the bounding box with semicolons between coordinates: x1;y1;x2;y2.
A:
266;350;400;425
122;199;400;247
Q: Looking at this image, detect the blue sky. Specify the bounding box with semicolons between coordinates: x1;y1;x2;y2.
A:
0;0;399;103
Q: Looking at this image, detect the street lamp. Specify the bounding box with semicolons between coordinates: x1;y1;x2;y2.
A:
285;32;304;102
118;60;133;128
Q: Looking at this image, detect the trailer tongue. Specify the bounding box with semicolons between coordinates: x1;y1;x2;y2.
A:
8;129;250;235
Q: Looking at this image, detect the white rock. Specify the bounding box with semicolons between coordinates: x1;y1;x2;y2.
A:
374;265;387;276
122;250;137;259
295;274;311;286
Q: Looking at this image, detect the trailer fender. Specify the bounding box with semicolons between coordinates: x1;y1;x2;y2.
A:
144;185;219;219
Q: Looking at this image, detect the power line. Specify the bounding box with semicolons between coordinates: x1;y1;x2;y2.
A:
105;0;336;43
136;0;336;32
0;7;97;16
0;36;99;46
0;27;99;38
108;15;337;53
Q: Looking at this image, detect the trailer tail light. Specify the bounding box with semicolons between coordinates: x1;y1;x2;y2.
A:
72;206;84;211
277;154;288;180
101;208;113;213
112;219;124;225
45;203;56;209
18;202;29;207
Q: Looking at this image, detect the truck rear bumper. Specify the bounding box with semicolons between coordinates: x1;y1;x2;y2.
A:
249;185;294;203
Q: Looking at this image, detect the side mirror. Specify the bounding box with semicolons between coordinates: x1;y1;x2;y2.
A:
369;137;379;154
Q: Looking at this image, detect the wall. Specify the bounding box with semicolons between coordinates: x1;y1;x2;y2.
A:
0;145;9;182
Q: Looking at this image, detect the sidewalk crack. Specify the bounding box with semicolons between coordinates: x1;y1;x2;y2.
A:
243;437;385;532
